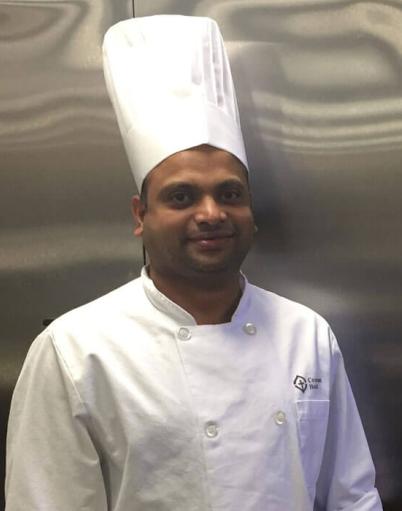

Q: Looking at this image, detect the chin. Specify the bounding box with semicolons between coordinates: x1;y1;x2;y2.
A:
186;257;242;275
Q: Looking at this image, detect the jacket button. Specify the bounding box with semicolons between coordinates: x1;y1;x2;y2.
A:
205;421;219;438
274;411;286;425
178;327;191;341
243;322;257;335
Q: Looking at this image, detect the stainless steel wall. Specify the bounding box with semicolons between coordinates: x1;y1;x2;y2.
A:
0;1;137;508
1;0;401;508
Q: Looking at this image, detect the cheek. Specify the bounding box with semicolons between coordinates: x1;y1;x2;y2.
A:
143;211;188;240
233;209;255;229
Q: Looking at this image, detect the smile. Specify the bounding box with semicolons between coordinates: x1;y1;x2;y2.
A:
187;231;235;241
187;234;234;250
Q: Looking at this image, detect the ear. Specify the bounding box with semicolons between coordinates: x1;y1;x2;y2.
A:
131;195;146;237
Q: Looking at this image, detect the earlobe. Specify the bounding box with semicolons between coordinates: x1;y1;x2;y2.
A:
134;224;143;237
131;195;145;237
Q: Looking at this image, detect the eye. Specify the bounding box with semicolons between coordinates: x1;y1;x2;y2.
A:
169;190;193;207
221;189;242;202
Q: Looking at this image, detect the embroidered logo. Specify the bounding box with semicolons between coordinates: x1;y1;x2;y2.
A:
293;374;322;392
293;375;307;393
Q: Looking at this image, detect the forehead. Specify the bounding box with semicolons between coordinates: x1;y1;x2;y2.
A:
146;145;248;194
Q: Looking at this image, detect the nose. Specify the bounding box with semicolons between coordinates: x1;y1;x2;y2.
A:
194;196;227;225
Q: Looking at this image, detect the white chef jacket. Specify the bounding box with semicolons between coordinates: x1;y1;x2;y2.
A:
5;268;382;511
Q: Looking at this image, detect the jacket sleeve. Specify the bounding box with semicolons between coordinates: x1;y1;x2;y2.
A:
314;332;382;511
5;331;108;511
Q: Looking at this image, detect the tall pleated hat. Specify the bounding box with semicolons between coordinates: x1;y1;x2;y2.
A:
102;15;248;191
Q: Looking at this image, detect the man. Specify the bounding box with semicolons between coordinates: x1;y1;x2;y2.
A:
5;15;382;511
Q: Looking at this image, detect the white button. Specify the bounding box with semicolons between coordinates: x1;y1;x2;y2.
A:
274;411;286;425
243;322;257;335
178;327;191;341
205;421;219;438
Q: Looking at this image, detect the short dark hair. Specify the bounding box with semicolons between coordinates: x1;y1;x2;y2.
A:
140;177;148;208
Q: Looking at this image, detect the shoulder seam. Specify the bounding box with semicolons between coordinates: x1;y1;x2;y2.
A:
48;330;91;418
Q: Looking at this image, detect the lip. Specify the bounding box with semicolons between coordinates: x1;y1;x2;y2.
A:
187;231;235;241
187;232;235;250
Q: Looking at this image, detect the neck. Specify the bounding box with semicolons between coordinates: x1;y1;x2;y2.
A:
148;266;243;325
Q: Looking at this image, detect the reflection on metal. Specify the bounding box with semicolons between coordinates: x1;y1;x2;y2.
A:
0;1;134;509
0;224;141;272
216;2;402;153
0;1;132;152
1;0;401;508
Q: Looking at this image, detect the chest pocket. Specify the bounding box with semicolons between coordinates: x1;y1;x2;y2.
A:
296;400;330;495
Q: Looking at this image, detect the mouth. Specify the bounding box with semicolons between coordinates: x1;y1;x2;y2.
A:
188;231;234;241
187;231;235;250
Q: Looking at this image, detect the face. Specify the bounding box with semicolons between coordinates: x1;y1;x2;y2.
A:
131;145;255;281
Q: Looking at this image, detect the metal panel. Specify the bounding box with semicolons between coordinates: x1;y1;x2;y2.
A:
0;0;136;369
0;0;134;507
135;0;402;507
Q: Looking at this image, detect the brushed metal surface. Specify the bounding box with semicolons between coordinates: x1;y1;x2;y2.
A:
1;0;401;508
0;1;135;508
0;0;138;383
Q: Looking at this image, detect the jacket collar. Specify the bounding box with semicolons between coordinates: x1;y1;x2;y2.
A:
141;266;249;326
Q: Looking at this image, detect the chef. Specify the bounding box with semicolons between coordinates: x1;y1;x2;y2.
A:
5;15;382;511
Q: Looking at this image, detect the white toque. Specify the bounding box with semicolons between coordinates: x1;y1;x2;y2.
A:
103;15;248;191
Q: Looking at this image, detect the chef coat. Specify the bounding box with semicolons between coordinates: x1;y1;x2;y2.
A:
5;268;382;511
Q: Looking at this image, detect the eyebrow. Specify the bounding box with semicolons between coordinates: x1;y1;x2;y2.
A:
158;178;246;197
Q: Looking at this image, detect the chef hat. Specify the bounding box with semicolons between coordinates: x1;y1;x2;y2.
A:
102;15;248;190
